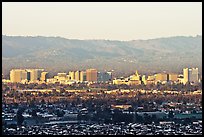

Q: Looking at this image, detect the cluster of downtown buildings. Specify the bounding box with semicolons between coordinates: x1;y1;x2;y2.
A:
3;67;200;85
5;69;112;85
113;68;200;85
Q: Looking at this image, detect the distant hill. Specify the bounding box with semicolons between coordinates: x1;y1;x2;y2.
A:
2;35;202;77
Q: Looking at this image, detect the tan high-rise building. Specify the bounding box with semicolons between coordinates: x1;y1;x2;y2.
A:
10;69;28;83
142;75;147;85
10;69;22;83
40;72;48;82
183;68;189;84
80;71;85;82
21;70;28;80
86;69;97;82
10;69;44;83
30;69;38;82
25;69;44;82
69;71;75;80
75;71;81;81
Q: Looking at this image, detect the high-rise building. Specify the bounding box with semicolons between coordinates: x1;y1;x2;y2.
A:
183;68;199;84
86;69;97;82
142;75;147;85
97;71;112;82
189;68;199;83
28;69;44;82
10;69;23;83
10;69;44;83
69;71;75;80
40;72;48;82
75;71;81;81
10;69;29;83
21;70;28;80
183;68;189;84
80;71;86;82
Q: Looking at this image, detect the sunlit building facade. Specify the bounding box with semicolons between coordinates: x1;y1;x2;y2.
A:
86;69;97;82
75;71;81;82
183;68;199;84
155;73;168;82
168;73;178;82
40;72;48;82
69;71;75;80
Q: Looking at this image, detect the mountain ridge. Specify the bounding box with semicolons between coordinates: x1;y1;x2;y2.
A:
2;35;202;77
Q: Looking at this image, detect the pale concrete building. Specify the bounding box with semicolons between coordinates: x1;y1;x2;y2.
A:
69;71;75;80
10;69;23;83
75;71;81;81
40;72;48;82
183;68;199;84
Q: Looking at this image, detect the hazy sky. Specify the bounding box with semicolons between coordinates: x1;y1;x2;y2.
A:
2;2;202;40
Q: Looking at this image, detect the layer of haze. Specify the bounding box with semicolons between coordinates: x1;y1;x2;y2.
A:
2;2;202;41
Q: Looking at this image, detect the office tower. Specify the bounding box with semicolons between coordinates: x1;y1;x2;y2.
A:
155;73;168;82
10;69;44;83
66;75;71;81
168;73;178;82
75;71;81;81
80;71;86;82
69;71;75;80
86;69;97;82
26;69;44;82
37;69;44;80
10;69;28;83
97;71;112;82
40;72;48;82
142;75;147;85
189;68;199;83
183;68;189;84
10;69;23;83
183;68;199;84
21;70;28;80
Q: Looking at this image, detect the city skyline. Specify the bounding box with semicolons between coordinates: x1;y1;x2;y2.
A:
5;67;200;86
2;2;202;41
2;2;202;135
